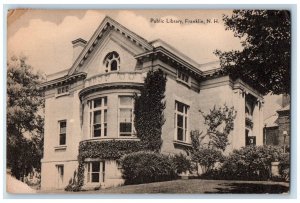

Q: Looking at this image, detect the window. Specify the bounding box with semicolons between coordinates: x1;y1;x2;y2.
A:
88;97;107;137
177;71;189;84
103;51;120;72
119;96;134;136
57;85;69;96
59;121;66;145
175;101;189;142
86;162;105;183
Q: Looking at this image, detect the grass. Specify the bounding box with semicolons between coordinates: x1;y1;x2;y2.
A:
77;179;289;194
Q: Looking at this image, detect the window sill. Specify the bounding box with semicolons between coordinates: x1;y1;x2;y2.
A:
176;79;191;88
54;145;67;151
55;92;70;98
173;140;192;148
82;137;140;143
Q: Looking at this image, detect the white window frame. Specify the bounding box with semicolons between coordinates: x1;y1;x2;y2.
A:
118;96;135;137
88;97;108;138
86;161;105;184
58;120;67;146
174;101;189;142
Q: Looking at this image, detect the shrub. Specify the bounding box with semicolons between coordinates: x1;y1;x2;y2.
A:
65;170;80;192
278;152;290;181
119;151;176;185
171;153;192;174
192;148;224;174
219;145;284;181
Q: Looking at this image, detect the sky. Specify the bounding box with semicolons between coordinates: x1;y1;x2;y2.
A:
7;9;282;119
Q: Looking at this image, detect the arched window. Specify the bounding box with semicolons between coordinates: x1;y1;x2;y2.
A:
103;51;120;72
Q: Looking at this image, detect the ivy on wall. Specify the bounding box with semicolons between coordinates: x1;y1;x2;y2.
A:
65;139;142;191
134;69;167;152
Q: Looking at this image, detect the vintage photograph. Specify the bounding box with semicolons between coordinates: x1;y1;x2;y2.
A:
7;9;291;194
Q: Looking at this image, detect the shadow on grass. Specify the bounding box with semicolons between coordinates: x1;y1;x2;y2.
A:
205;183;289;194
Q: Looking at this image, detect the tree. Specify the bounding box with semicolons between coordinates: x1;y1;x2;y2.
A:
190;105;236;174
215;10;291;95
134;69;167;152
7;55;44;180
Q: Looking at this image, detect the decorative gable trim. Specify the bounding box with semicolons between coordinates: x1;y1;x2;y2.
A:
67;16;154;76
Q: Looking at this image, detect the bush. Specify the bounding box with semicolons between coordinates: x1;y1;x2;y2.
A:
192;148;224;174
218;145;284;181
119;151;176;185
65;170;80;192
171;153;192;174
278;153;290;181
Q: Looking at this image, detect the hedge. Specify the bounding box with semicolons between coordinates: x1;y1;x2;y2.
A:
202;145;286;181
119;151;177;185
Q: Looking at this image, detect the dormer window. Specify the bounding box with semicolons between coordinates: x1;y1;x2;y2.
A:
104;51;120;72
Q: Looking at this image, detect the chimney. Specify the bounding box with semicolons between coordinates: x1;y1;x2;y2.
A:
282;93;290;107
71;38;87;62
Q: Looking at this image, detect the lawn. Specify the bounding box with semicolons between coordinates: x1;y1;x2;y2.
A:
78;179;289;194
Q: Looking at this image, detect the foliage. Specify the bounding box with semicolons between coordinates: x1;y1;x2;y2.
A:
119;151;177;185
189;105;235;175
171;153;193;174
199;105;236;151
215;10;291;95
134;69;167;152
66;139;142;191
78;139;142;160
219;145;284;181
192;148;224;174
278;153;290;181
7;55;44;180
65;170;79;191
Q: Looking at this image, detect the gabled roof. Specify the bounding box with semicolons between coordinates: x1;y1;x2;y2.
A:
67;16;154;76
41;16;235;89
277;104;290;112
264;114;279;128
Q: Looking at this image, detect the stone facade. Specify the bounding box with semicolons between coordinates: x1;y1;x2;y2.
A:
40;16;264;190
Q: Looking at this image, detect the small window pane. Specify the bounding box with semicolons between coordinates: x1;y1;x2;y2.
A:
93;124;101;137
111;60;118;71
120;97;132;106
103;97;107;106
120;123;132;134
91;173;99;182
177;128;183;141
94;111;101;124
59;134;66;145
104;123;107;136
177;114;183;127
177;102;184;113
104;110;107;122
60;122;66;134
94;98;102;108
120;109;132;122
92;162;100;172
